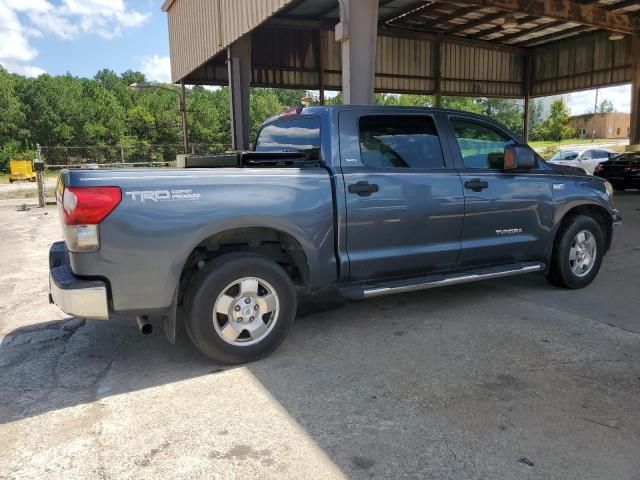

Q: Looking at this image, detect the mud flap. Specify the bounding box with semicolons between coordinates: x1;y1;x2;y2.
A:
163;288;179;344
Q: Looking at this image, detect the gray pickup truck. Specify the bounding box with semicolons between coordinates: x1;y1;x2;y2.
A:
49;105;622;363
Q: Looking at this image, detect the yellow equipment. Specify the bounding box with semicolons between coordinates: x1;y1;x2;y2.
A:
9;159;36;183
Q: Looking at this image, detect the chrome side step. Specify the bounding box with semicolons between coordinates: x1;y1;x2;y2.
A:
339;262;545;300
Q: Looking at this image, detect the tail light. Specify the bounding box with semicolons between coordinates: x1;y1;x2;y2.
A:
62;187;121;225
594;164;603;174
59;186;121;252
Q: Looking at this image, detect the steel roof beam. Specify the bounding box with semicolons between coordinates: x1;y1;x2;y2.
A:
605;0;640;11
498;19;566;43
466;15;537;39
517;25;591;46
447;11;505;33
429;0;636;33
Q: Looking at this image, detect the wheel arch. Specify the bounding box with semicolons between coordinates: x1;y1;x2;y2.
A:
553;203;614;254
176;225;313;300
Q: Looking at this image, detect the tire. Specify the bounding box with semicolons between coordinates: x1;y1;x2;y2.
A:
184;253;297;364
546;215;605;289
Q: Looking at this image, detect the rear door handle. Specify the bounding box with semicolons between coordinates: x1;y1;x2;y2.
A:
348;181;379;197
464;179;489;192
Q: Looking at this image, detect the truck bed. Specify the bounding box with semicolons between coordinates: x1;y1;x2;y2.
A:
59;166;337;313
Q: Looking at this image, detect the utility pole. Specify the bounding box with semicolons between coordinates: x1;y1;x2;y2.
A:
591;88;599;143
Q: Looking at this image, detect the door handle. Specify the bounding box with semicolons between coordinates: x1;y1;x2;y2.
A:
348;181;379;197
464;179;489;192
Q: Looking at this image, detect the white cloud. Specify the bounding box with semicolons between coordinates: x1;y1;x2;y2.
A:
0;0;150;74
567;85;632;115
140;55;171;83
2;62;46;77
0;3;38;62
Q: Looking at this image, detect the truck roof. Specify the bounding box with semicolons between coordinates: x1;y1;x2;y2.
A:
264;104;507;126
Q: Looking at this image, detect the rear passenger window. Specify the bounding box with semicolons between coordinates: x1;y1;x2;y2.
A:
451;119;514;169
358;116;445;169
255;117;320;160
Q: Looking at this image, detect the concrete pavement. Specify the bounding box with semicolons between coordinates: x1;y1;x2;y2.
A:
1;193;639;479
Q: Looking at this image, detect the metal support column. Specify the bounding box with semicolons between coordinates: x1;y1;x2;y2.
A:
523;53;532;144
630;34;640;149
336;0;378;104
180;81;190;153
227;35;252;150
315;29;326;105
434;34;444;109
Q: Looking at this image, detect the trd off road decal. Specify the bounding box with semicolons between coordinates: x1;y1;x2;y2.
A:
125;189;201;203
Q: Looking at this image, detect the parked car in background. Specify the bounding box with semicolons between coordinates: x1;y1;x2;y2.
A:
548;148;616;175
594;151;640;191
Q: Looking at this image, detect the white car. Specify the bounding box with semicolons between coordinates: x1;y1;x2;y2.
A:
548;148;616;175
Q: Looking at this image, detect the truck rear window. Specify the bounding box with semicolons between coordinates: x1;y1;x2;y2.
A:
255;117;320;160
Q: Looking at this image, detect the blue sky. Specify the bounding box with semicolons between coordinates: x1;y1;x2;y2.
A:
0;0;631;115
0;0;171;81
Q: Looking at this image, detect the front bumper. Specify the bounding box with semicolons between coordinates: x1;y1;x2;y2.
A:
49;242;109;320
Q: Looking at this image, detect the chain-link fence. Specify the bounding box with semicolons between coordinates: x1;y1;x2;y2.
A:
41;143;232;169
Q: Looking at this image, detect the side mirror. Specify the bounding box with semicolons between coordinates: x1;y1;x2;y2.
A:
504;145;536;171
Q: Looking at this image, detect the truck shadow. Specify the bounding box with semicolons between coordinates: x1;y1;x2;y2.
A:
0;293;350;425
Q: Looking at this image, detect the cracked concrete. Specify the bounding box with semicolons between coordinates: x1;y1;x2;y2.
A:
0;193;639;479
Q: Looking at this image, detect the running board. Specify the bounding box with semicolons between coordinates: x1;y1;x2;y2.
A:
339;262;545;300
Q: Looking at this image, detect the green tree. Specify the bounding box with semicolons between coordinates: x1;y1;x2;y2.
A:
441;96;483;114
598;99;615;114
94;69;135;110
528;99;545;141
538;99;574;141
0;67;28;147
479;98;523;137
121;70;146;87
250;88;286;143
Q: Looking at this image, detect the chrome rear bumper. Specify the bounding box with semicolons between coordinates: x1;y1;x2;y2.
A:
49;242;109;320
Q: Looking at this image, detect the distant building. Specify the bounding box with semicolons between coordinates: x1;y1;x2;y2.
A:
570;113;630;139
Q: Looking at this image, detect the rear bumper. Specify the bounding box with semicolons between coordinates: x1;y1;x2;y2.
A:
49;242;109;320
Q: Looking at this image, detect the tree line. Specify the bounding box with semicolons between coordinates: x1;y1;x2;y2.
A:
0;66;579;171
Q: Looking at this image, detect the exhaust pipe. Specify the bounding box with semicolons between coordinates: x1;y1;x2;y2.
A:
136;315;153;335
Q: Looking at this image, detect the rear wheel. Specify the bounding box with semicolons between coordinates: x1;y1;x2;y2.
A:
184;253;296;364
547;215;604;289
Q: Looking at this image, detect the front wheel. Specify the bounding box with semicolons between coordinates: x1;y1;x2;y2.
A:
547;215;604;289
184;253;297;364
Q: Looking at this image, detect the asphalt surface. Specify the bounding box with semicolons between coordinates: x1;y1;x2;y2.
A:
1;193;639;479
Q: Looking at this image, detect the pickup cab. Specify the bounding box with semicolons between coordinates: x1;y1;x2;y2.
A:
49;106;622;363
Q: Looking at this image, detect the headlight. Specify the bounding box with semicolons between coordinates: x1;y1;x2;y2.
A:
604;180;614;199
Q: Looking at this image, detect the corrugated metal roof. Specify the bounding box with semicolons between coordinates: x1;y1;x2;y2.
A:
531;31;633;96
165;0;295;83
164;0;637;99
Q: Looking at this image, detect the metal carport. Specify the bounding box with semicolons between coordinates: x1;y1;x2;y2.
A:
161;0;639;150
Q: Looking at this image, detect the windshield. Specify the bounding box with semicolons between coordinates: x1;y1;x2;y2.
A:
550;150;579;162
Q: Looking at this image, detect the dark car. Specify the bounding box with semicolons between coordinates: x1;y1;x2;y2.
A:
594;151;640;191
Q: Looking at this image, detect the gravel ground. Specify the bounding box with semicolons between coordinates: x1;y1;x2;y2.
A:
0;179;57;200
0;193;639;480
